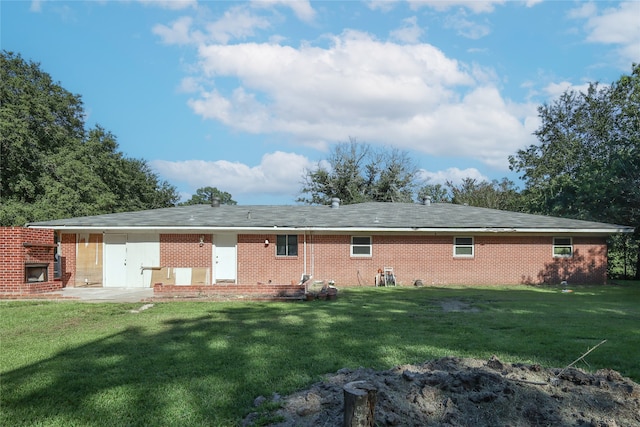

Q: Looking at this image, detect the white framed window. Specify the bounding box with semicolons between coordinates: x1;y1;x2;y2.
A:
453;236;474;257
276;235;298;257
351;236;372;257
553;237;573;257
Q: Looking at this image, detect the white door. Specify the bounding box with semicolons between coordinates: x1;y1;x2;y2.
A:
125;234;160;288
104;234;127;287
214;234;237;282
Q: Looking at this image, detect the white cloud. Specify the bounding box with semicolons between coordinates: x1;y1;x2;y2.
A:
136;0;197;10
405;86;537;168
182;30;537;169
407;0;505;14
151;152;312;198
251;0;316;23
571;1;640;66
152;1;314;47
153;16;197;45
390;16;424;43
366;0;401;12
29;0;76;21
444;12;491;39
567;2;597;20
367;0;506;14
177;76;203;94
419;167;488;185
152;5;271;45
543;81;591;99
30;0;43;12
205;5;272;44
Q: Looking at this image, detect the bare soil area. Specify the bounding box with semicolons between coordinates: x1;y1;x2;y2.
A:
245;356;640;427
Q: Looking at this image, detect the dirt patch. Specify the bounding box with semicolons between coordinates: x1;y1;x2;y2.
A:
244;356;640;426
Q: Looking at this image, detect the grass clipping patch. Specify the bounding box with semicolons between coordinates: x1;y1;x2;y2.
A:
246;355;640;427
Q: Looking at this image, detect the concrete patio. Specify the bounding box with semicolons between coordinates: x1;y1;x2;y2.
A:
52;287;153;302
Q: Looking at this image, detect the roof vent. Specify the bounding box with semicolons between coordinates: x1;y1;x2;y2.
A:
211;197;220;207
422;196;432;206
331;198;340;209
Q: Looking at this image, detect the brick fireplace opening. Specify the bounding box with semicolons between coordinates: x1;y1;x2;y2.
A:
25;263;49;283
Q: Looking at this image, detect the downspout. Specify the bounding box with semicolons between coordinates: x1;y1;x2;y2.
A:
303;229;307;278
303;228;314;278
310;231;314;278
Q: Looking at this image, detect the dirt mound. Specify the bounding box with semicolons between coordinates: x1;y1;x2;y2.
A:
244;356;640;427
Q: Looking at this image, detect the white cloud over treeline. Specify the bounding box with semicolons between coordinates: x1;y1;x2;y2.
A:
148;0;637;202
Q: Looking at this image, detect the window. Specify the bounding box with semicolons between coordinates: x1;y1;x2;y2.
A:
454;237;474;257
553;237;573;257
276;235;298;256
351;236;372;257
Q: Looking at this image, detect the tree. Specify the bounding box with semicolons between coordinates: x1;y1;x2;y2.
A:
0;51;179;225
446;178;522;211
298;139;421;205
417;183;450;204
180;186;237;205
0;51;85;205
509;64;640;278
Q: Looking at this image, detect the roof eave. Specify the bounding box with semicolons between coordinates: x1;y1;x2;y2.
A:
27;225;634;235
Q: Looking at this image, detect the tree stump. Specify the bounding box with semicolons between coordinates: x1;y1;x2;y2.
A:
343;380;377;427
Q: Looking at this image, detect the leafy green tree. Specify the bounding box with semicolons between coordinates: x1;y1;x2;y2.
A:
509;64;640;278
417;183;450;204
1;51;85;204
447;178;522;211
180;186;237;205
298;139;421;205
0;51;179;225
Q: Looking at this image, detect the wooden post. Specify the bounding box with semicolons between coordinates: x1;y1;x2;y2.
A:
343;380;377;427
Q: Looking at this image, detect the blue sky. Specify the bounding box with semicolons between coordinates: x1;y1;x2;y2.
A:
3;1;639;204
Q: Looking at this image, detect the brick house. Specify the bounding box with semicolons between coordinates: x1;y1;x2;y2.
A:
23;201;633;294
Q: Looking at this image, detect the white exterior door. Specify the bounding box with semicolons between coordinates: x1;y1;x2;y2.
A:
104;234;127;287
103;233;159;288
214;234;237;282
125;234;160;288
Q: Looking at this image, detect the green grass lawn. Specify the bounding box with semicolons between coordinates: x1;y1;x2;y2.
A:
1;283;639;426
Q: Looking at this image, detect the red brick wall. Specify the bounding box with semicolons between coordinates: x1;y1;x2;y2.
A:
160;234;212;267
60;233;77;287
0;227;23;289
237;233;608;286
44;232;610;293
237;234;306;285
0;227;62;294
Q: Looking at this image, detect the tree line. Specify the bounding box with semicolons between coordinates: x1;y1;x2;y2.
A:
1;51;637;277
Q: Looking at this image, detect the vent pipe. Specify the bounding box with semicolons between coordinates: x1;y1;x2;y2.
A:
331;198;340;209
422;196;432;206
211;197;220;207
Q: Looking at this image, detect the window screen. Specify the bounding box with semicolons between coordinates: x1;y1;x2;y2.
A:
553;237;573;257
351;236;372;256
454;237;474;257
276;235;298;256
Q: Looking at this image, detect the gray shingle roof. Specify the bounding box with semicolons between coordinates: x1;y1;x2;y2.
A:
27;202;633;234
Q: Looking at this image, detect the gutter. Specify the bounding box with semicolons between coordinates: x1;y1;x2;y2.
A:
26;225;634;235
